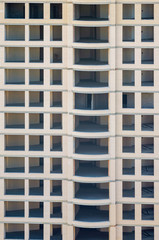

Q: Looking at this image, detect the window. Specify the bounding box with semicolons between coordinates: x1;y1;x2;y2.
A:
50;4;62;19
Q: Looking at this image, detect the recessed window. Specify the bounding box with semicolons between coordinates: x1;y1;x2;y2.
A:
122;137;135;153
123;4;135;19
141;93;154;109
123;159;135;175
29;69;43;85
50;26;62;41
5;3;25;19
123;181;135;198
141;71;154;86
5;25;25;41
29;26;43;41
123;48;135;64
141;4;154;20
5;47;25;63
50;4;62;19
123;204;135;220
122;70;134;86
50;48;62;63
141;49;154;64
122;115;135;131
50;70;62;85
142;160;154;176
123;26;134;42
123;93;135;108
29;47;43;63
29;3;43;19
141;26;154;42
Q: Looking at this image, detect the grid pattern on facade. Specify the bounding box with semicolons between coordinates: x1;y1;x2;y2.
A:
0;1;159;240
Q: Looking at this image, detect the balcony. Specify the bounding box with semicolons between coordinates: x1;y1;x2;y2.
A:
75;138;108;155
50;180;62;196
75;71;108;88
123;4;135;19
75;116;108;132
50;48;62;63
50;202;62;218
75;228;109;240
123;227;135;240
5;25;25;41
75;205;109;222
29;47;43;63
5;201;24;217
142;182;154;198
29;91;43;107
50;70;62;85
142;137;154;154
122;137;135;153
5;91;25;107
123;26;134;42
5;113;25;129
5;69;25;85
5;224;24;239
29;158;44;173
50;114;62;129
5;157;25;173
30;26;43;41
75;183;109;200
123;204;135;220
142;205;154;220
141;115;154;131
29;69;43;85
75;49;108;65
141;4;154;20
74;4;109;21
122;70;134;86
5;179;24;195
5;3;25;19
50;26;62;41
141;93;154;109
122;181;135;198
74;27;108;43
142;160;154;176
122;159;135;175
29;113;43;129
29;136;43;151
5;135;25;151
50;158;62;174
29;3;43;19
29;224;43;240
50;92;62;107
142;227;154;240
29;180;43;196
5;47;25;62
75;160;108;178
123;93;134;108
122;115;135;131
141;26;154;42
141;49;154;64
50;4;62;19
123;48;134;64
75;93;108;110
29;202;43;218
50;225;62;240
50;136;62;151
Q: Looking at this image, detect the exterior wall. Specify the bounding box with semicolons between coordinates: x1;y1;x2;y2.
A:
0;0;158;240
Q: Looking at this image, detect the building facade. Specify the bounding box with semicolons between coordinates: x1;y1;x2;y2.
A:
0;0;158;239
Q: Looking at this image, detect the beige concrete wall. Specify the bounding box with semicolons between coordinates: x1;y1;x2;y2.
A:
0;0;158;240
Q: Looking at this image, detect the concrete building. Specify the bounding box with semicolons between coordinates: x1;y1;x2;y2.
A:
0;0;158;239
